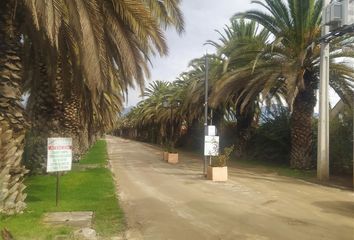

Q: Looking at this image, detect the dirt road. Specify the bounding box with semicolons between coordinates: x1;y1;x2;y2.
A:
106;136;354;240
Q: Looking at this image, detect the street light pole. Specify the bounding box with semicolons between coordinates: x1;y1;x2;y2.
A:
317;0;330;181
170;105;173;147
204;54;209;176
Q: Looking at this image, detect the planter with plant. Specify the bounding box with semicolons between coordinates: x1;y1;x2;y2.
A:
162;143;169;161
207;145;234;181
166;142;178;164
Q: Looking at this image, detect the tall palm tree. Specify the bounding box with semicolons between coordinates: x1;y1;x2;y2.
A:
122;80;190;146
0;0;28;215
23;0;184;169
208;19;271;156
138;81;173;143
232;0;354;169
0;0;184;214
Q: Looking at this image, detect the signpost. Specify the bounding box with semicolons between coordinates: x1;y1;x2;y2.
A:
204;136;219;156
207;125;217;136
47;138;72;206
204;124;219;169
204;54;209;176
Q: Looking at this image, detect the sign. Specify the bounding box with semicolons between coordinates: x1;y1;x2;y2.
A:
47;138;72;172
207;125;216;136
204;136;219;156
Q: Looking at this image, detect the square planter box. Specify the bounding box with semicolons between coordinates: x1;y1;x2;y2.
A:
207;166;228;181
163;151;169;161
167;153;178;164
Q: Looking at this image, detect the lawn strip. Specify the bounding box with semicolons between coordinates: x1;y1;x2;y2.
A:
0;139;124;239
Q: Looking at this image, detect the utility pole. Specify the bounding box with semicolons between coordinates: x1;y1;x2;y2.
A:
317;0;330;180
317;0;354;183
203;54;209;176
170;105;173;146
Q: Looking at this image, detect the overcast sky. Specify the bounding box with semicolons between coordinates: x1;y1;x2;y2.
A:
126;0;261;107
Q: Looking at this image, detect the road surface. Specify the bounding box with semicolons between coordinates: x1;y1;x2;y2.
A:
106;136;354;240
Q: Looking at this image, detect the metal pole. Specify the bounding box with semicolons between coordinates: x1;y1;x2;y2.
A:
56;172;59;206
171;105;173;147
210;109;213;125
204;54;209;176
317;0;330;181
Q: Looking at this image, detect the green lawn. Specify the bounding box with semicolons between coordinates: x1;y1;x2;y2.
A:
80;140;107;165
0;140;124;239
232;157;316;180
180;145;316;180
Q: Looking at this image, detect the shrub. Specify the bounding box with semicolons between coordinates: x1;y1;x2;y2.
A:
329;106;353;174
246;107;291;165
211;145;234;167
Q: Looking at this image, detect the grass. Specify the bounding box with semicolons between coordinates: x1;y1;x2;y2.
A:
232;157;316;180
80;140;107;165
179;144;316;180
0;140;124;239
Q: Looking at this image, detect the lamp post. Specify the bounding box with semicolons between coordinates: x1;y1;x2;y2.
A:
317;0;354;182
318;0;330;181
204;54;209;176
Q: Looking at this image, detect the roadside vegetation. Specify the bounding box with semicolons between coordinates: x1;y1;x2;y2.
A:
0;140;124;239
114;0;353;181
1;0;184;215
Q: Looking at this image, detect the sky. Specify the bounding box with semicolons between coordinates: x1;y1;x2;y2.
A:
126;0;260;107
125;0;340;109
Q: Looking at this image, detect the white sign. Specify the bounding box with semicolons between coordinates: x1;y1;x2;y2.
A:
204;136;219;156
47;138;72;172
207;125;216;136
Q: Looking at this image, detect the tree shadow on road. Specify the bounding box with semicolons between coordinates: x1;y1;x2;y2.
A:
312;201;354;218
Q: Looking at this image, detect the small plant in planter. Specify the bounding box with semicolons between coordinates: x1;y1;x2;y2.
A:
166;142;178;164
166;143;177;153
162;143;169;161
207;145;234;181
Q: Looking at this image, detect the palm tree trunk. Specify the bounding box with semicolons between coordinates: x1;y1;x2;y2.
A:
62;92;89;161
25;57;62;173
290;73;317;169
234;108;255;158
0;1;28;214
25;55;66;173
27;62;90;169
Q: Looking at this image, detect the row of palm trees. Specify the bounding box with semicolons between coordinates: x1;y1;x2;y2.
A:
117;0;353;170
0;0;184;215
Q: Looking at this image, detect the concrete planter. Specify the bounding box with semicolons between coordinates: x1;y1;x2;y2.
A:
167;153;178;164
163;151;169;161
207;166;228;181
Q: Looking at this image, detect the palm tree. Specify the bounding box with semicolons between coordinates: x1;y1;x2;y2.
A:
121;80;190;146
0;0;28;215
232;0;354;169
0;0;184;214
137;81;173;144
208;19;271;156
23;0;185;168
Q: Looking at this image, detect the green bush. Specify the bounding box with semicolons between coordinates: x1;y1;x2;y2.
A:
246;104;353;174
211;145;234;167
329;107;353;174
246;107;291;165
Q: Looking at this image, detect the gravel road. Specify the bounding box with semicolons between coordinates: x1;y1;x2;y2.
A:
106;136;354;240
